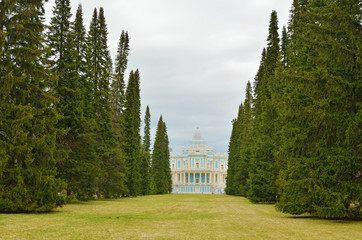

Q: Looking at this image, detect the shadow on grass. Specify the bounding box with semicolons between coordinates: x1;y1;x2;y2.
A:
286;214;362;223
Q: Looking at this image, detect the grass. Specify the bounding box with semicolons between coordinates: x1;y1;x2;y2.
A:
0;194;361;239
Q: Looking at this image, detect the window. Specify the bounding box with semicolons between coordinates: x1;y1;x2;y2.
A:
221;165;224;170
196;178;199;183
196;163;199;169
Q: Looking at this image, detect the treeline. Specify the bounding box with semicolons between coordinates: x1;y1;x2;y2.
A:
226;0;360;219
0;0;172;213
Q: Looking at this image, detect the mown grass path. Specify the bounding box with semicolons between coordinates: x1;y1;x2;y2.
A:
1;194;360;239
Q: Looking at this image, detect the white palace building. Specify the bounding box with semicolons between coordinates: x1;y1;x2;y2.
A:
170;128;228;194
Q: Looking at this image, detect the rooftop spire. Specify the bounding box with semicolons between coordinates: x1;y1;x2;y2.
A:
191;127;205;145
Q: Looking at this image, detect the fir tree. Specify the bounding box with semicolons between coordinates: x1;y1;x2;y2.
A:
47;0;90;200
225;104;243;195
123;70;142;196
60;3;100;201
47;0;82;136
234;81;253;196
151;116;172;194
140;106;152;195
163;122;172;193
109;32;130;195
275;0;361;218
0;0;66;212
87;8;123;198
225;81;254;197
111;30;129;117
248;11;281;203
280;26;289;68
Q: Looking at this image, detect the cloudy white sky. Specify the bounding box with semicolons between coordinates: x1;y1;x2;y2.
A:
44;0;293;154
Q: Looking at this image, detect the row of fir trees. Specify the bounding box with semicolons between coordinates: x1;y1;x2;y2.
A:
0;0;172;213
226;0;361;219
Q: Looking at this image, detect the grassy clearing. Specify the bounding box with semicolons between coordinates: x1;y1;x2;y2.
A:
0;194;360;239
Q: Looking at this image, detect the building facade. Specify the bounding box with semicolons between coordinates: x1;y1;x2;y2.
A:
170;128;227;194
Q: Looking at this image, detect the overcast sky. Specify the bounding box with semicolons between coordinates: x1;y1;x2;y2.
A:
44;0;293;154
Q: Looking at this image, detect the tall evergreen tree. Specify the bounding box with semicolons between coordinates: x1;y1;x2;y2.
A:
86;7;123;198
225;81;254;197
110;30;129;118
47;0;89;200
140;106;152;195
275;0;361;218
163;122;172;193
234;81;253;196
123;70;142;196
248;10;281;203
151;116;172;194
58;3;100;200
0;0;66;212
225;104;243;195
108;32;130;196
47;0;82;136
280;26;289;68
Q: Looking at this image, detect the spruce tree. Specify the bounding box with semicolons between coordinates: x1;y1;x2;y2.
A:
280;26;289;68
225;104;243;195
140;106;152;195
86;7;123;198
47;0;90;200
111;30;129;118
59;3;100;200
151;116;172;194
225;119;238;195
248;11;281;203
108;32;130;197
276;0;361;218
226;81;254;197
234;81;253;196
163;122;172;193
123;70;142;196
0;0;66;212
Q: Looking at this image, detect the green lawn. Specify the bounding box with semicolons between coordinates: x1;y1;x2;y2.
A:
0;194;360;239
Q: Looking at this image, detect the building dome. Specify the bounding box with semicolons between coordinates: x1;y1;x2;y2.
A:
191;127;206;145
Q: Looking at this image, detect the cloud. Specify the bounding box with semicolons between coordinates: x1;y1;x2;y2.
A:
44;0;294;153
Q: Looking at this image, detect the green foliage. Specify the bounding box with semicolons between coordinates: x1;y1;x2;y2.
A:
151;116;172;194
0;0;66;212
111;30;129;116
110;30;130;148
248;11;281;203
140;106;152;195
123;70;142;196
226;82;253;197
230;0;361;218
1;0;161;209
275;0;361;218
47;0;93;201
